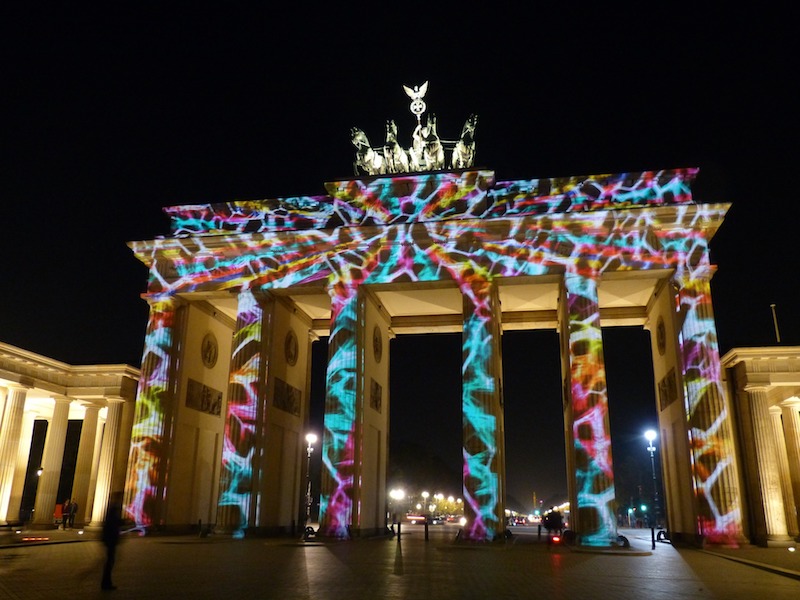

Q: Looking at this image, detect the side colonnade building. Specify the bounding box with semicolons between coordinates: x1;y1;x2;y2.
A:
0;343;139;528
124;166;753;547
721;347;800;546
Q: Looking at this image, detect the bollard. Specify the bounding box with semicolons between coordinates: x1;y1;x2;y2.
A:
424;519;429;541
651;526;656;550
397;521;401;542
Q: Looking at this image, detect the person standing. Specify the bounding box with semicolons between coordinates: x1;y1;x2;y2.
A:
61;498;71;529
68;499;78;528
101;492;123;591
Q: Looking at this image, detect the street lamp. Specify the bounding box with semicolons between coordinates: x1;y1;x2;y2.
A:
304;433;317;526
389;488;405;540
645;429;658;550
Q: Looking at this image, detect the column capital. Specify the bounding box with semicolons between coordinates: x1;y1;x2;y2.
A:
238;287;272;300
81;402;103;414
671;264;718;289
6;380;33;392
745;384;771;394
142;292;187;308
780;397;800;408
564;266;600;280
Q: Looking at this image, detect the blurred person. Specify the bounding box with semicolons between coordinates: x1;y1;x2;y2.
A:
61;498;71;530
68;499;78;528
101;492;123;591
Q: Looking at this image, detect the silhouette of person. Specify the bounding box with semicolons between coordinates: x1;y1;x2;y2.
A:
68;499;78;528
101;492;123;591
61;499;71;529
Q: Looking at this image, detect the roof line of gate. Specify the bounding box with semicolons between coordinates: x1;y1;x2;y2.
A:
161;168;699;237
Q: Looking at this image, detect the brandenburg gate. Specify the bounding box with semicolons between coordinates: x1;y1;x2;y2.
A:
123;86;743;547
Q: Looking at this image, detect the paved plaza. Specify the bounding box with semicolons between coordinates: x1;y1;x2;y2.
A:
1;525;798;599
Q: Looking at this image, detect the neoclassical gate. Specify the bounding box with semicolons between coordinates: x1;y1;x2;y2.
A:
123;166;743;546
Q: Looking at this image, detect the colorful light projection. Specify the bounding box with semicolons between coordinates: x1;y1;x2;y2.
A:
564;272;616;546
127;167;740;544
123;296;180;528
677;275;743;543
216;290;269;538
460;278;503;540
164;169;697;235
318;287;359;538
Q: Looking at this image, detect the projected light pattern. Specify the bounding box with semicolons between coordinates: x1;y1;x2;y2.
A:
678;276;743;543
318;287;360;538
565;273;617;546
164;196;334;234
460;279;502;540
129;168;739;544
124;296;178;527
165;169;696;235
216;290;267;537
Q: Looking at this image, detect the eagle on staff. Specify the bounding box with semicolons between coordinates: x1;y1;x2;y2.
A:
403;81;428;123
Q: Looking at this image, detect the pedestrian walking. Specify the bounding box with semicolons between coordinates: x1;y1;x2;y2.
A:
101;492;123;591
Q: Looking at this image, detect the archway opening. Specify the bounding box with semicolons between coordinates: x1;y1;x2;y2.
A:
502;329;565;515
602;326;660;530
388;333;462;504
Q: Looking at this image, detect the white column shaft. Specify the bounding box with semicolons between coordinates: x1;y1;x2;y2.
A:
84;411;106;523
32;398;71;525
7;411;36;522
780;402;800;536
769;407;798;536
72;406;100;527
0;387;29;521
91;400;123;526
748;389;789;539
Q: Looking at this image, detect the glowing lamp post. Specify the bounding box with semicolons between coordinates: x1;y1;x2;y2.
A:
304;433;317;525
645;429;658;549
389;488;405;541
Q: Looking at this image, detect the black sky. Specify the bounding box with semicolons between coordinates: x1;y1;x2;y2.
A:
3;5;798;511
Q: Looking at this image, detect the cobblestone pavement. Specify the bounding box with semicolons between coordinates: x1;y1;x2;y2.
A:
0;525;797;599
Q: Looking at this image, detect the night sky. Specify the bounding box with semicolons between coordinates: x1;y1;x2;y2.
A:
4;6;797;512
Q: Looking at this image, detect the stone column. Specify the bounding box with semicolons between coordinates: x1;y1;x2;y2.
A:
91;399;124;527
217;290;273;537
84;409;106;524
677;274;744;544
32;396;71;527
780;400;800;537
744;388;790;541
460;277;506;542
561;271;617;547
0;386;29;521
124;294;185;529
71;404;100;527
7;410;36;522
769;406;798;537
0;386;6;430
319;284;360;539
111;396;136;497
